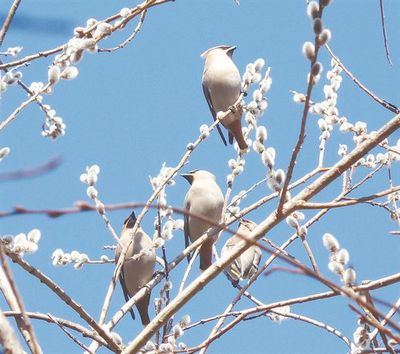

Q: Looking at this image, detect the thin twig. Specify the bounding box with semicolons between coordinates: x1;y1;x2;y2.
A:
3;311;108;345
277;4;331;216
299;185;400;209
325;45;399;114
98;10;147;52
379;0;392;65
0;0;22;46
0;83;51;132
178;248;199;294
371;297;400;340
47;314;94;354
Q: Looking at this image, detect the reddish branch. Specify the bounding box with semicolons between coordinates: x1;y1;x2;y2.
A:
0;156;62;181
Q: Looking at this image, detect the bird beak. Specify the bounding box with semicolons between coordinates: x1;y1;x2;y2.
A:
181;173;194;184
200;49;208;59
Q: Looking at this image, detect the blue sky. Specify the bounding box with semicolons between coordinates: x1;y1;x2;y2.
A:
1;1;400;353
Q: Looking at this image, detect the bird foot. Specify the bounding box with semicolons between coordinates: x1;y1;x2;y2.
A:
228;104;237;113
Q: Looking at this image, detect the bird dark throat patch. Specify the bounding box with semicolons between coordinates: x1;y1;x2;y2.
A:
124;211;137;229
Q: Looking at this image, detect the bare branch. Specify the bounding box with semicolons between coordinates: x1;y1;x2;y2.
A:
47;314;94;353
299;186;400;210
5;251;121;352
0;245;42;354
0;307;24;354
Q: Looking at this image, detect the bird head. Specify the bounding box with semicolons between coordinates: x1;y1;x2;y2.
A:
181;169;216;185
240;218;257;232
123;211;137;229
201;45;237;59
180;170;198;185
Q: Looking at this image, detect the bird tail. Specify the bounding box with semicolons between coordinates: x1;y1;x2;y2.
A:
199;239;214;270
228;120;248;150
137;293;151;326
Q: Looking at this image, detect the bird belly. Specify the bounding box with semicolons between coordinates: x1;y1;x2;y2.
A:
188;202;222;241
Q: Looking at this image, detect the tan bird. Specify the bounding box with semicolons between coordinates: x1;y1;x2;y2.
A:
115;211;156;326
182;170;224;270
201;45;247;151
221;219;261;281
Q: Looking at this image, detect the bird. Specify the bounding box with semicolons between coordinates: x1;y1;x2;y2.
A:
115;211;156;326
182;170;224;270
201;45;248;152
221;219;261;281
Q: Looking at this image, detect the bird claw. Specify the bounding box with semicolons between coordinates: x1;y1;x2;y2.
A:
229;104;243;116
239;148;248;156
152;270;165;278
229;105;237;113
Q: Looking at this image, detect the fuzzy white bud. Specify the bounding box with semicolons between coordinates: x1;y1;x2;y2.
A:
286;216;299;228
86;186;98;199
338;144;348;157
27;229;41;243
262;150;274;168
119;7;131;17
172;324;184;338
274;169;285;185
307;1;319;19
228;159;237;170
322;233;339;252
60;66;79;80
48;65;61;84
96;201;105;215
252;89;263;102
253;140;265;154
0;147;10;160
256;126;267;142
311;62;322;77
328;261;344;275
298;225;308;237
343;268;356;285
154;238;165;248
254;58;265;72
302;42;315;61
318;29;331;46
260;77;272;94
336;248;350;265
318;118;328;131
179;315;191;327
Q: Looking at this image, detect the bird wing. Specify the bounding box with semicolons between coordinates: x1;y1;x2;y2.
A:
202;82;228;146
223;239;242;280
228;132;234;144
119;266;136;320
184;203;192;263
248;246;262;279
